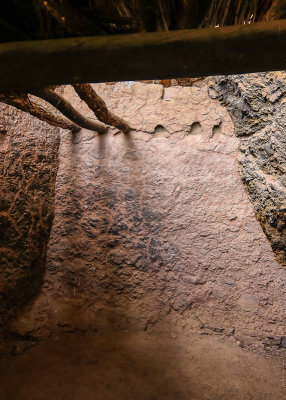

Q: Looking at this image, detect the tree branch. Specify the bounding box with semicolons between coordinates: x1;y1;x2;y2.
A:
73;83;131;133
0;91;80;132
31;88;107;133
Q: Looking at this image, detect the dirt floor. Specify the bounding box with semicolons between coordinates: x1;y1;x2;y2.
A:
0;330;285;400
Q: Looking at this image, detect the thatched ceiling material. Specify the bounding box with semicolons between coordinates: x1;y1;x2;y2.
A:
0;0;282;43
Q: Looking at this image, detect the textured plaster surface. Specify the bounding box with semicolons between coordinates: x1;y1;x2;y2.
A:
0;104;59;326
10;81;285;349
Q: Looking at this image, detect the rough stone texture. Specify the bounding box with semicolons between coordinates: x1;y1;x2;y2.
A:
0;103;60;327
10;80;285;349
209;72;286;267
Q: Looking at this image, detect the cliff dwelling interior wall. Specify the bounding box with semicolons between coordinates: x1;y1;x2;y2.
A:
0;73;285;400
0;104;60;327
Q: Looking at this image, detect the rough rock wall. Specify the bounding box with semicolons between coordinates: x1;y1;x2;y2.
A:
11;80;285;349
0;104;60;327
209;73;286;267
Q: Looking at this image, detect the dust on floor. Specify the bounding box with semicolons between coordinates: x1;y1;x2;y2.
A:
0;330;285;400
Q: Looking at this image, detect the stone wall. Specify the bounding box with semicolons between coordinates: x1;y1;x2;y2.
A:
0;104;60;327
8;78;285;350
210;73;286;267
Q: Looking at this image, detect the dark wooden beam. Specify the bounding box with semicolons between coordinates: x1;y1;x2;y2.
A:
0;19;286;90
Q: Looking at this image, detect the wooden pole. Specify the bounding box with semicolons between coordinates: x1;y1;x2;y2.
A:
0;19;286;90
73;83;131;133
31;88;107;133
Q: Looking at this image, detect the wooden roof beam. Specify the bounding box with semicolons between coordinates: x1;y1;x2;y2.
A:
0;19;286;91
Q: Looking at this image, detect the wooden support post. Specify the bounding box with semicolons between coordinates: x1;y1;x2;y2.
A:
0;19;286;90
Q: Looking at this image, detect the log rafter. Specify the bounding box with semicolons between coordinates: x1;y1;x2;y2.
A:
30;87;107;134
0;91;80;133
73;83;131;133
0;85;130;134
1;19;286;134
0;20;286;91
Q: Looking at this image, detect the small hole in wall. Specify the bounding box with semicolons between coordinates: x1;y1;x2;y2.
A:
154;124;166;134
212;123;222;137
188;121;202;136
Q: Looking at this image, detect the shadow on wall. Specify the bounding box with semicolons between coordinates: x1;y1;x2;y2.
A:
40;80;285;344
45;128;171;332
